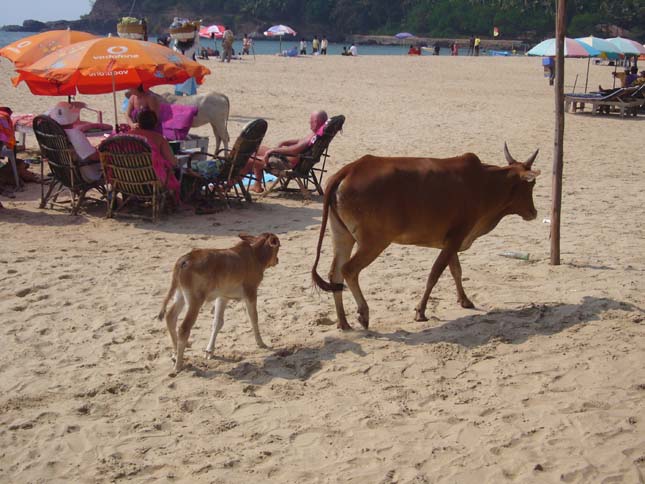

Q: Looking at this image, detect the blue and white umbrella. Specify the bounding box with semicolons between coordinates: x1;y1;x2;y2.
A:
607;37;645;56
395;32;414;40
527;37;601;57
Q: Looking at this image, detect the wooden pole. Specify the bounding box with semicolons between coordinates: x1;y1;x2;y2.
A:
550;0;566;265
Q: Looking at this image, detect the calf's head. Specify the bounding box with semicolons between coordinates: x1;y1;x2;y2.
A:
239;233;281;267
503;143;541;221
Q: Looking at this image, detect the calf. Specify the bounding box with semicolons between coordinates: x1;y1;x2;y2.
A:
158;233;280;374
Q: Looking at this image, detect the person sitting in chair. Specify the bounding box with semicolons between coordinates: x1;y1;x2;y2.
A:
129;110;180;202
126;85;162;131
248;110;328;193
47;102;102;184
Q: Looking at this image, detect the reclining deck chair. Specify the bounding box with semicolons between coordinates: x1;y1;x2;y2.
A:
98;135;173;223
565;87;642;117
33;115;105;215
261;115;345;198
186;118;268;207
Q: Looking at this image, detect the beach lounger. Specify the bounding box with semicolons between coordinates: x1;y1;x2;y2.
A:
33;115;105;215
261;115;345;199
186;118;267;207
565;88;643;117
98;135;173;223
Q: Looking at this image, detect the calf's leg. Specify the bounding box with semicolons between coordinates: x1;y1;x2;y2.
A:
415;248;456;321
449;254;474;308
205;297;227;359
243;288;267;349
173;296;203;374
329;212;356;330
341;240;388;329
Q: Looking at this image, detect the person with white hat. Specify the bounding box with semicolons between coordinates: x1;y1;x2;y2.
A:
47;102;102;183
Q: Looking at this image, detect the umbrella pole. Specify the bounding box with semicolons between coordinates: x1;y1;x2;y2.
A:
112;71;118;133
613;61;618;88
584;57;590;93
279;35;282;54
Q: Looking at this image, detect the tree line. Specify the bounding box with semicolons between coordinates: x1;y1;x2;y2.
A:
109;0;645;40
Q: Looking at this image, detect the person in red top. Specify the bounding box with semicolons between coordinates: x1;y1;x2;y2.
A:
408;45;421;55
0;107;16;151
248;110;328;193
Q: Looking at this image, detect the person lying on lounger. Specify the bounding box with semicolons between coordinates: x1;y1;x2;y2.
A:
248;110;328;193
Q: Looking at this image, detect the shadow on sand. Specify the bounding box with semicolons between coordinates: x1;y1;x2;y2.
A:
366;296;643;348
185;296;643;384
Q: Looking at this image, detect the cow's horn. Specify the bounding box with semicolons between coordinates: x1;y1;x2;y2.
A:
524;149;539;169
503;142;518;165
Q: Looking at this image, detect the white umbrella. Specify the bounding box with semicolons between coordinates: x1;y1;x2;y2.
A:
263;24;297;53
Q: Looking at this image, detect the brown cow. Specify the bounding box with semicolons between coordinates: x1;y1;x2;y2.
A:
312;144;540;330
159;233;280;374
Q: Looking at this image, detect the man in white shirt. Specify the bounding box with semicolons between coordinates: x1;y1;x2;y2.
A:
349;43;358;56
47;102;102;183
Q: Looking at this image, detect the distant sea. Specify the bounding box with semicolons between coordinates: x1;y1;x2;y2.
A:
0;31;470;56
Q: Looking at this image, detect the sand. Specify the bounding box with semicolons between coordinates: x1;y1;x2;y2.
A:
1;53;644;483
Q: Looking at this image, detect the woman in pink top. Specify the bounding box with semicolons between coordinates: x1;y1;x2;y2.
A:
249;110;328;193
129;110;180;202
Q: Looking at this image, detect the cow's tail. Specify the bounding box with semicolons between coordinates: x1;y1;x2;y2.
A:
157;257;187;320
311;169;349;293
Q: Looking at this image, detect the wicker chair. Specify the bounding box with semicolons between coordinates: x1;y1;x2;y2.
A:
98;135;173;223
187;118;268;206
33;115;105;214
261;115;345;198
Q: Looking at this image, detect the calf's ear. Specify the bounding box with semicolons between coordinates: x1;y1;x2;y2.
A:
267;234;280;248
239;233;256;243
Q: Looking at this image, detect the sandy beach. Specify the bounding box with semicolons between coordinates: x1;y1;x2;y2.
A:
1;53;644;483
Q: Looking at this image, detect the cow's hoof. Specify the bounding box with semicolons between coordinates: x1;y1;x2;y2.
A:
459;298;475;309
358;315;369;329
338;321;352;331
257;342;268;350
168;371;177;378
204;350;214;360
414;310;428;322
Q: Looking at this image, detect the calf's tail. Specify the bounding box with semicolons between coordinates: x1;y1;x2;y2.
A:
311;170;347;293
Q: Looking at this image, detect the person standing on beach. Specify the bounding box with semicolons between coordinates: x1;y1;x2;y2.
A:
468;35;475;55
222;26;234;63
320;36;328;55
451;42;459;56
312;35;320;54
299;38;307;55
242;34;252;55
474;36;481;56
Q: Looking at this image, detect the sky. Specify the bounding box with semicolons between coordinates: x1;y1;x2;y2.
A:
3;0;92;26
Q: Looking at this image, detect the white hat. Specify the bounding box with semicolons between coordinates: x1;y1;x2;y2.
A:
47;102;81;126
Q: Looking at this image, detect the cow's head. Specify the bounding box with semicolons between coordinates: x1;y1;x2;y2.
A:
240;232;281;267
504;143;541;221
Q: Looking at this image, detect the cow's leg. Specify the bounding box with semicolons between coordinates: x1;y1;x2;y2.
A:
415;248;456;321
211;122;229;154
243;288;267;349
341;240;388;329
329;212;356;330
449;254;474;308
173;295;203;375
204;297;227;359
165;290;185;355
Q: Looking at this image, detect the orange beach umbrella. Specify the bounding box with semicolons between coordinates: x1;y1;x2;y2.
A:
13;37;211;96
0;30;97;68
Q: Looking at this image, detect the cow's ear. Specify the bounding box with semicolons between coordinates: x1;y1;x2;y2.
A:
520;169;541;182
239;233;256;244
